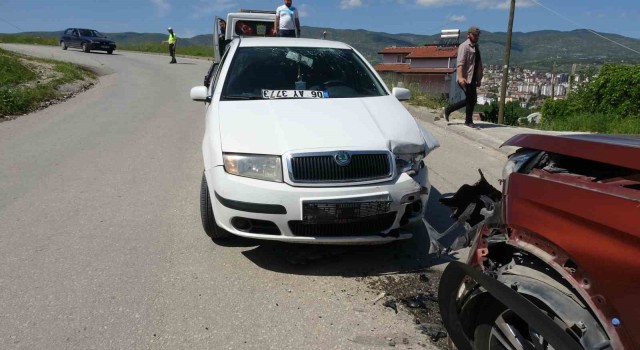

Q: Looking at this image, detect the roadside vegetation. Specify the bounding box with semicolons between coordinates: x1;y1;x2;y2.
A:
0;48;95;117
0;34;214;58
0;34;57;46
117;43;213;57
538;64;640;133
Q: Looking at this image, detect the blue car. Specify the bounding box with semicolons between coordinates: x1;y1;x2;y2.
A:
60;28;116;54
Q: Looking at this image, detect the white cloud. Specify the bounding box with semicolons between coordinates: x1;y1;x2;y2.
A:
192;0;235;19
150;0;171;17
447;14;467;22
298;4;310;18
340;0;363;9
416;0;535;9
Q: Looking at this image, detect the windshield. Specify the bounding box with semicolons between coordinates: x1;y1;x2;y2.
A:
79;29;103;37
221;47;387;100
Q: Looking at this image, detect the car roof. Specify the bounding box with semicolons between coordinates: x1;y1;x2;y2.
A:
503;133;640;170
237;37;352;49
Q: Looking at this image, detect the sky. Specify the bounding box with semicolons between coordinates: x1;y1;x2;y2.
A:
1;0;639;39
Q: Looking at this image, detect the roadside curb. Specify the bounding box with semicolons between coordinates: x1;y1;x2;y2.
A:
404;103;517;155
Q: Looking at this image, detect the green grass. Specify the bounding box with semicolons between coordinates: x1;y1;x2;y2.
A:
539;113;640;133
0;34;57;46
537;113;640;134
0;51;37;85
405;85;447;110
382;79;448;110
0;48;95;116
118;43;214;57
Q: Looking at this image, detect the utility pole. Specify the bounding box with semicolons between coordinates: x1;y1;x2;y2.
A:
498;0;515;125
551;62;556;100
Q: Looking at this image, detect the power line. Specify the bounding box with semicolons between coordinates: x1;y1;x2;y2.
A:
0;16;24;32
530;0;640;56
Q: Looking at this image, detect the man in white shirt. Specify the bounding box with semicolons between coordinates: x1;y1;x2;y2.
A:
275;0;300;38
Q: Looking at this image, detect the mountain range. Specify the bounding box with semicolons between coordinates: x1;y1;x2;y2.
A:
11;27;640;72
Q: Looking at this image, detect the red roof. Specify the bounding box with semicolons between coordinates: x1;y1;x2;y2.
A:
378;47;415;54
374;63;410;72
406;46;457;58
374;64;454;74
379;45;457;58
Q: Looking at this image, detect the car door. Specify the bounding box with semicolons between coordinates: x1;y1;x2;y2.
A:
61;29;72;45
70;29;80;48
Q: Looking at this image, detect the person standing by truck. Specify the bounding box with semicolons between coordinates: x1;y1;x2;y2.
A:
274;0;300;38
161;27;178;64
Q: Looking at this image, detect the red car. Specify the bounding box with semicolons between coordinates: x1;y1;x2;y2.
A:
436;134;640;350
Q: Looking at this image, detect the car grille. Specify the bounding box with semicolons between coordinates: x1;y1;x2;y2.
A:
288;212;397;237
289;152;392;183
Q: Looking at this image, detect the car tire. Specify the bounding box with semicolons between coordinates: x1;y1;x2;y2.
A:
200;172;230;240
60;41;67;50
455;264;609;350
107;50;113;54
82;43;90;53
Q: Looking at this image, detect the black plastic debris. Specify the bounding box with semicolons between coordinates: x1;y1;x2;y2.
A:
418;323;447;342
383;299;398;313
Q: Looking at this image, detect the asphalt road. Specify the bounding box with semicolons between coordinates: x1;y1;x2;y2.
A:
0;44;507;349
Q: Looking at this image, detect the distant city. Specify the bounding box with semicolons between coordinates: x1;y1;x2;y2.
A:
478;64;587;109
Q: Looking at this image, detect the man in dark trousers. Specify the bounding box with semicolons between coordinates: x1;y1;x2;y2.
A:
162;27;177;64
274;0;300;38
442;26;483;127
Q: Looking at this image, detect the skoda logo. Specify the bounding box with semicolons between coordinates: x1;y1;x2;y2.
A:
334;151;351;166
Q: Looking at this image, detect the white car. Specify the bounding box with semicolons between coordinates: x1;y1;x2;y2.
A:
191;37;439;244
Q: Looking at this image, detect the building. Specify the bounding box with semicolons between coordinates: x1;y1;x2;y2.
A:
375;45;458;99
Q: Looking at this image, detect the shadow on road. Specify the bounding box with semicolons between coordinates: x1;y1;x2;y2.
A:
231;186;461;277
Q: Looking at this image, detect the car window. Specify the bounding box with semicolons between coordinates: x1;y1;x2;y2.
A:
221;47;387;100
78;29;101;37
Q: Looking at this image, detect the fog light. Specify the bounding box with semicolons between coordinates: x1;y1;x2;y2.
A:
231;217;252;232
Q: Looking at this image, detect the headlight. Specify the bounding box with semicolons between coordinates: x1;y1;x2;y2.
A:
502;149;539;180
395;152;425;174
223;153;283;182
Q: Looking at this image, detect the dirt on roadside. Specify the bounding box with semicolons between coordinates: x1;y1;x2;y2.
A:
362;272;455;350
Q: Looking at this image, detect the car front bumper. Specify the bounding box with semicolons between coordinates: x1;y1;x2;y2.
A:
90;43;116;51
206;165;430;244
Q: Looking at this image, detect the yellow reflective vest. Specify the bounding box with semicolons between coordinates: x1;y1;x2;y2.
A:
168;33;177;44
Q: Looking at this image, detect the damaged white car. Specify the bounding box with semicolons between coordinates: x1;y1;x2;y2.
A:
191;37;439;244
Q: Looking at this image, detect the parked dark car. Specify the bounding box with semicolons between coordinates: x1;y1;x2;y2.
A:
59;28;116;54
435;134;640;349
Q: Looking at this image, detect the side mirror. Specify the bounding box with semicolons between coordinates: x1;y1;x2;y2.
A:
392;87;411;101
190;86;210;102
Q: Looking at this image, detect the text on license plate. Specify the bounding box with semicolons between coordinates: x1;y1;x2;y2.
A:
262;89;326;99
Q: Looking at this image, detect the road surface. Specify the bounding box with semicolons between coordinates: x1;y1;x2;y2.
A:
0;44;507;349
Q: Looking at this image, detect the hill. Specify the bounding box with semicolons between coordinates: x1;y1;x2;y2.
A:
4;28;640;72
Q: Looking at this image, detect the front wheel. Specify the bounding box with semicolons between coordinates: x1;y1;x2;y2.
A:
107;50;113;54
60;41;67;50
82;43;90;53
442;260;611;350
200;172;230;240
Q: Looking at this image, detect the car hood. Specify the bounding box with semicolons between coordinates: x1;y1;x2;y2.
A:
81;36;114;44
218;96;439;155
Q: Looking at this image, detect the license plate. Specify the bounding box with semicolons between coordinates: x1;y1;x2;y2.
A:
101;46;110;49
303;201;391;223
262;89;326;99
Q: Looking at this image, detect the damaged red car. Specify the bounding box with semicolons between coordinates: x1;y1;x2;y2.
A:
436;134;640;350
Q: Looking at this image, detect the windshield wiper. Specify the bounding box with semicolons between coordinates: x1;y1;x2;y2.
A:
223;95;262;100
